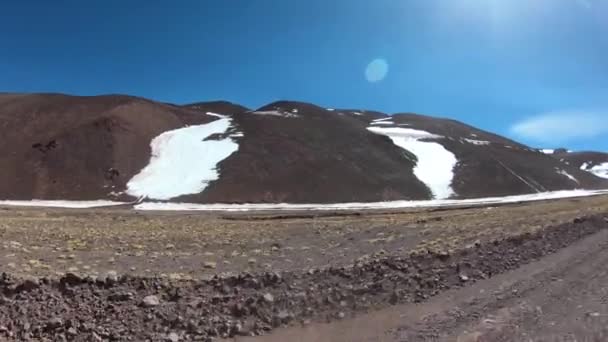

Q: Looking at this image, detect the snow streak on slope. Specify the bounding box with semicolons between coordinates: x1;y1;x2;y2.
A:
367;126;457;199
556;169;580;185
463;138;491;146
126;118;240;200
134;190;608;211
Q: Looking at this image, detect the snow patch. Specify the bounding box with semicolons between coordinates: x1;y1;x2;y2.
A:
206;112;227;119
251;110;299;118
351;111;363;116
134;190;608;211
579;162;608;179
372;117;392;123
326;108;335;111
371;121;395;126
589;163;608;179
463;138;491;146
541;149;555;154
0;200;126;209
126;118;240;200
367;126;457;199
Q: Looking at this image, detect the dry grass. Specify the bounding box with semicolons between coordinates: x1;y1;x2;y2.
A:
1;195;607;278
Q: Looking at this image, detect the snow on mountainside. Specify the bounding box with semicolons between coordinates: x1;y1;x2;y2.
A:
547;151;608;180
367;125;457;199
582;162;608;179
126;115;241;200
1;93;607;204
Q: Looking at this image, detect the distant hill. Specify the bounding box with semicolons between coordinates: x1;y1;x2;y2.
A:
1;93;606;203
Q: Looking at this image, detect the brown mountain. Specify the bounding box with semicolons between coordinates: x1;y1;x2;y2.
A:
1;93;606;203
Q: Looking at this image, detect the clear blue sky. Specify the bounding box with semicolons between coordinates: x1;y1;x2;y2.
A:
1;0;607;151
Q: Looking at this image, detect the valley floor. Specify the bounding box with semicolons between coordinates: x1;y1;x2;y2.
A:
0;195;607;341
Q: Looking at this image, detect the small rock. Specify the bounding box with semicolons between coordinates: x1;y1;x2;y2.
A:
203;261;217;269
108;292;134;302
262;293;274;303
142;295;161;307
248;258;257;265
67;327;78;336
337;312;346;319
459;274;469;282
62;272;83;286
105;270;118;284
16;278;40;292
45;318;63;330
166;332;180;342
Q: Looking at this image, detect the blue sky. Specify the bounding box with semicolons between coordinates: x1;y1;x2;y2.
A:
1;0;607;151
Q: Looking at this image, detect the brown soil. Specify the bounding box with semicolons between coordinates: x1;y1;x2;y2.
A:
0;196;607;341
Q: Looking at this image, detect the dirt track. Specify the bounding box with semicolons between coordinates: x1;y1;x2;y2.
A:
236;220;608;342
0;196;607;341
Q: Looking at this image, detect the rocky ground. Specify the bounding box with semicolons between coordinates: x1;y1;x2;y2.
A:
0;196;607;341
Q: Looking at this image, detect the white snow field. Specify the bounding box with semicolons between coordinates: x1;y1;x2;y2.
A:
134;189;608;211
2;190;607;210
367;126;457;199
125;117;240;200
589;163;608;179
580;162;608;179
0;200;125;208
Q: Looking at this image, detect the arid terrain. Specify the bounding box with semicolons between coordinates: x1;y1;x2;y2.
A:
1;195;608;341
2;93;607;204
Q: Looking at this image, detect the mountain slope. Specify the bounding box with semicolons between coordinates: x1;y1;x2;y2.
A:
0;93;606;203
549;151;608;180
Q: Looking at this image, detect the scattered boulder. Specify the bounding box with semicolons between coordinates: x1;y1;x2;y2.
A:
141;295;161;307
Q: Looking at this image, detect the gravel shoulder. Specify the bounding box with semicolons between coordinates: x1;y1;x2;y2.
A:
238;219;608;342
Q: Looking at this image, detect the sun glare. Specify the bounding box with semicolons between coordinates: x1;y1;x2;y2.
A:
434;0;553;37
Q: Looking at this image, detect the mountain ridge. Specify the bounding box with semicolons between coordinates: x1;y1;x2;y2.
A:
1;92;606;203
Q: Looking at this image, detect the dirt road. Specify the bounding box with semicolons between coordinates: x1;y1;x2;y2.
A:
237;225;608;342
